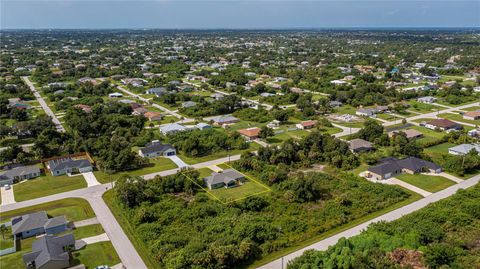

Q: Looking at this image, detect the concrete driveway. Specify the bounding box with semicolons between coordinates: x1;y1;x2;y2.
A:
166;155;189;168
82;172;100;187
1;186;16;205
388;178;432;197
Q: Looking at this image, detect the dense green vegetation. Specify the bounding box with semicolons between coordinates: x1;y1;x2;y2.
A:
288;184;480;269
111;163;411;268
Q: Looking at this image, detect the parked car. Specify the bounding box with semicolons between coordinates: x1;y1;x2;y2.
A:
4;184;11;190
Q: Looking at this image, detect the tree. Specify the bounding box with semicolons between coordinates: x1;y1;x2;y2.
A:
258;126;274;140
357;119;384;142
0;224;7;240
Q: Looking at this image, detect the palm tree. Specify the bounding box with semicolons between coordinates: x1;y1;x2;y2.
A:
0;224;8;240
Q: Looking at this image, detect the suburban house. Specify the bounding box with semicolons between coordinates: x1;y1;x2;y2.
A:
237;127;261;141
356;108;376;117
145;87;169;96
159;123;189;135
73;104;92;113
47;157;93;176
348;139;375;153
448;144;480;155
205;115;240;126
23;234;75;269
0;165;41;185
108;92;123;98
132;107;149;116
196;122;212;130
138;140;176;157
425;119;463;131
182;101;197;108
296;120;317;130
12;211;68;239
211;93;224;100
204;169;245;190
365;157;442;180
329;101;343;108
417;96;436;103
463;111;480;121
144;111;163;121
468;128;480;138
388;129;424;139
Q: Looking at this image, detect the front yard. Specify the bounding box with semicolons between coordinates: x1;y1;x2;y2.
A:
13;173;87;202
396;174;456;193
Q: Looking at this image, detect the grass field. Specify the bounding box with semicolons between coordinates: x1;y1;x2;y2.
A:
0;198;95;222
209;181;270;203
424;142;456;155
462;106;480;111
71;241;121;268
13;173;87;202
407;100;442;113
0;226;14;250
71;224;105;240
94;157;178;183
396;174;456;193
267;129;310;144
438;113;480;125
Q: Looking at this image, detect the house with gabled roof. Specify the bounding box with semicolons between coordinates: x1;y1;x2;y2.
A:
12;211;68;239
47;157;92;176
23;234;75;269
159;123;189;135
138;140;176;157
237;127;261;141
365;157;441;180
204;169;245;190
0;165;41;185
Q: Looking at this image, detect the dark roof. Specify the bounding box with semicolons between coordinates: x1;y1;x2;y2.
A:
427;119;461;129
48;158;91;172
140;141;175;155
23;234;75;269
204;169;244;186
368;157;440;175
0;165;40;180
12;211;48;235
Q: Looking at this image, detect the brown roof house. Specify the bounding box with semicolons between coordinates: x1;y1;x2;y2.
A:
388;129;424;139
463;111;480;121
296;120;317;130
348;139;375;153
425;119;462;131
144;111;163;121
237;127;261;141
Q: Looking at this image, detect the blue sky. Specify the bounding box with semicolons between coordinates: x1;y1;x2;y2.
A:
1;0;479;29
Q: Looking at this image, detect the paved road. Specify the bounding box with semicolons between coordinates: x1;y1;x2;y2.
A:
22;76;66;132
0;184;148;269
387;178;432;197
116;85;194;123
332;123;360;138
258;173;480;269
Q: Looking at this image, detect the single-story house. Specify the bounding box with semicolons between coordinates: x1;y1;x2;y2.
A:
296;120;317;130
204;169;245;190
108;92;123;98
12;211;68;239
132;107;149;116
468;128;480;138
365;157;441;180
448;144;480;155
211;93;224;100
182;101;197;108
138;140;176;157
388;129;424;139
73;104;92;113
196;122;212;130
23;234;75;269
205;115;240;126
145;87;168;96
260;92;275;97
237;127;261;141
463;111;480;121
144;111;163;121
348;139;375;153
356;108;376;117
329;101;343;108
159;123;188;135
0;165;41;185
47;157;93;176
417;96;436;104
425;119;463;131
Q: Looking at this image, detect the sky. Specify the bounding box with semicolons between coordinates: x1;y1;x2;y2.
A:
1;0;479;29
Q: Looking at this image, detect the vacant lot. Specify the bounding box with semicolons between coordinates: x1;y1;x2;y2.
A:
396;174;456;193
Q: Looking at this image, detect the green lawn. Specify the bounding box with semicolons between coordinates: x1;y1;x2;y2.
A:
71;241;121;269
71;224;105;240
409;125;446;146
267;130;310;144
0;226;14;250
0;236;36;269
462;106;480;111
424;142;456;155
208;181;270;203
13;173;87;202
94;157;178;183
196;167;215;178
407;100;442;113
438;113;480;125
0;198;95;222
396;174;456;193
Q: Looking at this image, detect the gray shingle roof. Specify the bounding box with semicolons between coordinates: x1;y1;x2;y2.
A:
204;169;244;186
0;165;40;180
140;141;175;155
48;158;91;172
12;211;49;235
23;234;75;269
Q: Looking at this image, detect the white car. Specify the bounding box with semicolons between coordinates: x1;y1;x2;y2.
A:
4;184;11;190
